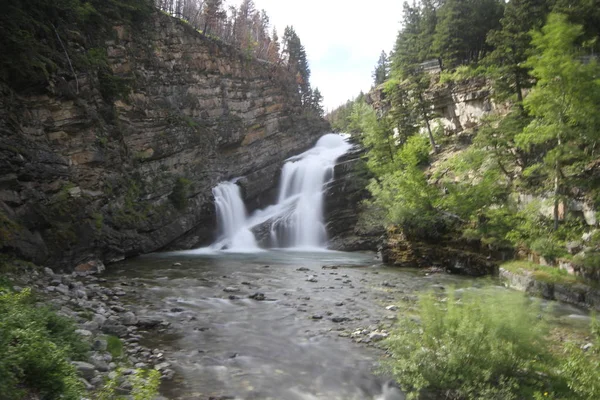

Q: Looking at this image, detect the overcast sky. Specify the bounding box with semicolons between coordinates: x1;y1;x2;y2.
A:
227;0;404;112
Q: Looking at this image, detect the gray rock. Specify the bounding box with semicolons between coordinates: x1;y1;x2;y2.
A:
72;361;97;380
368;330;389;341
82;321;100;332
154;362;171;371
90;355;110;372
79;378;94;391
93;314;107;327
120;311;138;326
55;284;70;296
137;317;163;329
223;286;240;293
102;321;128;337
386;305;398;311
161;369;175;380
93;339;108;351
75;329;93;337
332;317;349;323
249;292;265;301
44;267;55;276
306;275;318;283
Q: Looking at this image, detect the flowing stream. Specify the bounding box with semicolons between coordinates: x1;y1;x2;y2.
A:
210;134;351;252
106;252;591;400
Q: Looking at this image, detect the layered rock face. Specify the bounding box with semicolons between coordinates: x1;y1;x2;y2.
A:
0;13;328;268
325;144;383;251
367;77;501;135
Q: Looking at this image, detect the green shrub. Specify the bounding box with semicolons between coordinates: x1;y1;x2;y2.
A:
368;166;445;239
573;252;600;275
95;367;160;400
560;317;600;399
397;134;430;167
106;335;124;358
530;237;566;261
383;289;558;399
0;288;88;399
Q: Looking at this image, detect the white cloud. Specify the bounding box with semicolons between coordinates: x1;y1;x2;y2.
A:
226;0;404;110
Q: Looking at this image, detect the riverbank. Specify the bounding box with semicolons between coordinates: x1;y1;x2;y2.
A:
2;259;175;397
500;261;600;311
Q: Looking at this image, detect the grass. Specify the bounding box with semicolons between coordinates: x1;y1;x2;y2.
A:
501;260;582;285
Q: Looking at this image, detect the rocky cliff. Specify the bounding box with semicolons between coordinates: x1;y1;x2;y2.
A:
0;12;328;269
367;77;500;135
325;144;383;251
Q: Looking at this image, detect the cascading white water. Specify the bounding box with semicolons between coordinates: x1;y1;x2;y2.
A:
210;134;351;252
211;181;259;252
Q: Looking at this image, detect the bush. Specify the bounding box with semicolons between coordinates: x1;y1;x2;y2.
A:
368;166;445;240
383;289;558;399
95;368;160;400
560;317;600;399
0;288;88;399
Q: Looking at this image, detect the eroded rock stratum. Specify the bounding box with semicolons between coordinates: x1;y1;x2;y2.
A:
0;12;328;269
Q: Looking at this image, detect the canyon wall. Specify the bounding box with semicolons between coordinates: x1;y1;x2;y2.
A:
0;12;328;269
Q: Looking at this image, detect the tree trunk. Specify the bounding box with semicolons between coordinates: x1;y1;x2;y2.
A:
419;92;437;153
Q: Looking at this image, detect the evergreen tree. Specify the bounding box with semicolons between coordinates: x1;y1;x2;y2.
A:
372;51;389;86
311;88;324;116
417;0;441;62
267;28;281;63
516;13;600;229
433;0;504;69
391;1;422;78
386;83;419;145
283;26;312;105
486;0;551;103
552;0;600;53
203;0;225;36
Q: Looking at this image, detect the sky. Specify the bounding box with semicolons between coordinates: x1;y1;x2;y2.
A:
227;0;405;112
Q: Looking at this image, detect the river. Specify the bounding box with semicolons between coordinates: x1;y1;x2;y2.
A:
104;250;590;400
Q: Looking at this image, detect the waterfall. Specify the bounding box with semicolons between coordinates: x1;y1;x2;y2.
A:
211;182;259;252
211;134;351;252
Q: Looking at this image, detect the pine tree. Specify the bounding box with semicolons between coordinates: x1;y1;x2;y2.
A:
267;28;281;63
203;0;225;36
311;88;324;116
283;26;312;105
516;13;600;229
433;0;503;69
372;50;389;86
486;0;551;103
391;1;422;78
